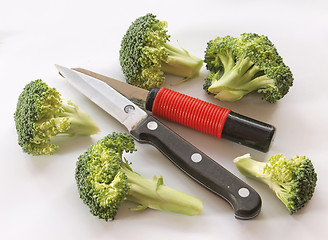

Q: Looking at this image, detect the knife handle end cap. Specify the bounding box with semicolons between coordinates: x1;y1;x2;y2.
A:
222;112;275;152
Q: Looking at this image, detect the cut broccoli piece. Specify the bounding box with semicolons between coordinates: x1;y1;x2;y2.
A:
204;33;293;103
120;13;203;90
75;132;203;221
14;79;99;155
234;153;317;214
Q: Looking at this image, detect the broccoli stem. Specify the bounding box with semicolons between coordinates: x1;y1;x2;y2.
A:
121;164;203;216
208;57;274;101
57;103;100;136
161;43;203;79
234;154;267;182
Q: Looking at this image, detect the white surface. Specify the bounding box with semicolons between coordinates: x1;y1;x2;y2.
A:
1;0;328;239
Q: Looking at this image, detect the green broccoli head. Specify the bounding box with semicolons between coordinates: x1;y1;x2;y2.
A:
233;153;317;214
119;13;203;90
204;35;236;73
75;132;203;221
14;79;99;155
75;133;135;220
203;33;293;103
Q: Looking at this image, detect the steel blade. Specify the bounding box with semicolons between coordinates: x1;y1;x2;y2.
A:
55;65;148;131
73;68;149;108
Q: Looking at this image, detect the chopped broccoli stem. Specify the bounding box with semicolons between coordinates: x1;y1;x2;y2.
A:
161;43;203;79
208;58;275;101
121;164;202;216
234;154;317;214
233;155;267;182
59;103;100;136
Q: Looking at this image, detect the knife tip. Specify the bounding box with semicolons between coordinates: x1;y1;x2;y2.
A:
54;64;64;78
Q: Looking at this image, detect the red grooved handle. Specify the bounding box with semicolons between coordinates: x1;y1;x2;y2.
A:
152;87;231;138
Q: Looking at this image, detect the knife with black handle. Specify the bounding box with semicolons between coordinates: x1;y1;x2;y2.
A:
56;65;261;220
131;115;261;220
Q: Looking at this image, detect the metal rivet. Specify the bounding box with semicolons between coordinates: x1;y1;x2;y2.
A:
238;188;250;198
191;153;202;163
124;105;135;113
147;121;158;130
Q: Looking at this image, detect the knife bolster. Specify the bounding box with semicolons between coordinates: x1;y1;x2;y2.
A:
145;88;160;112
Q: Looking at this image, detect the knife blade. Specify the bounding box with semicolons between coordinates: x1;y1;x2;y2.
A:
73;68;275;153
56;64;262;220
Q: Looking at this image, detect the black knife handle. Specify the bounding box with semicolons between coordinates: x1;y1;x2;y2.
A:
130;115;261;220
146;87;275;152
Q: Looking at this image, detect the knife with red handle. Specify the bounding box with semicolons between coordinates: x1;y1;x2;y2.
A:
74;68;275;152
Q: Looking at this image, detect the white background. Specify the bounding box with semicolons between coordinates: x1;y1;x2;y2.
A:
1;0;328;239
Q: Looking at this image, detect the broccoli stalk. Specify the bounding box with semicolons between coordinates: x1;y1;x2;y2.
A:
55;102;100;136
121;162;202;215
160;43;203;80
120;13;203;90
204;33;293;103
14;79;99;155
75;132;203;221
206;58;273;101
233;153;317;214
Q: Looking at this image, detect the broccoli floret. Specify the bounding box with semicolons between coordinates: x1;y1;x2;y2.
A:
75;132;203;221
204;33;294;103
119;13;203;90
14;79;100;155
233;153;317;214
